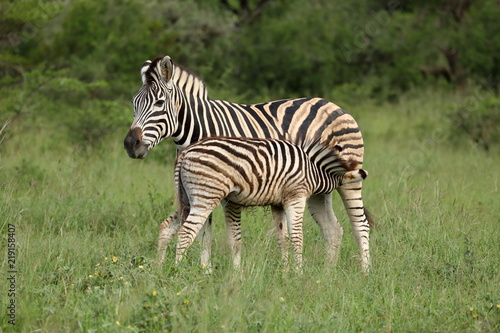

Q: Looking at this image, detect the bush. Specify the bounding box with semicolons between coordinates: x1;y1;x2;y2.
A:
448;92;500;151
0;65;130;147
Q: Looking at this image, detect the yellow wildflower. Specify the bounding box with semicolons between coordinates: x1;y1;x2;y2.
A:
184;298;190;304
139;265;144;269
112;256;118;262
152;290;157;296
94;270;99;276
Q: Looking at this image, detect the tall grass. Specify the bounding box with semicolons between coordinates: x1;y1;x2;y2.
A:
1;91;499;332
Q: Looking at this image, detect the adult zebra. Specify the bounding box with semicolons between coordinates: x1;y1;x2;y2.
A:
124;56;371;272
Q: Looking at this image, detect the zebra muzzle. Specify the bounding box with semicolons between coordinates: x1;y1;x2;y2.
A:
124;127;148;159
342;169;368;184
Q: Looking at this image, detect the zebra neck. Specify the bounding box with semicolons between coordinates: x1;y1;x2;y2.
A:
169;66;212;149
311;157;345;194
172;65;208;99
171;86;213;149
313;169;336;194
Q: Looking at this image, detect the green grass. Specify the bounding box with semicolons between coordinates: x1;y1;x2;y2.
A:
1;91;499;332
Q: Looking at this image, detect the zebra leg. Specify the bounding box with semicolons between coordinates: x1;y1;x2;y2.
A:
271;206;289;267
307;193;343;265
223;201;243;270
158;212;182;262
284;198;306;272
175;212;212;265
199;214;213;273
337;182;370;273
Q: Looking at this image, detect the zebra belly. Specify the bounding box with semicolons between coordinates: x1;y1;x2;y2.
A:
225;187;286;207
225;183;309;208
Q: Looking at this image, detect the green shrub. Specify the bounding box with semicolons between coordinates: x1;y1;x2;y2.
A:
448;92;500;151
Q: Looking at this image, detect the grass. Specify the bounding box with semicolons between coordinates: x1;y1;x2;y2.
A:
1;90;499;332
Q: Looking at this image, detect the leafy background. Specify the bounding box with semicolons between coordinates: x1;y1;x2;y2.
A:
1;0;499;332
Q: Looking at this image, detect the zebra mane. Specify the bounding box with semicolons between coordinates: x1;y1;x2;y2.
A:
142;57;208;99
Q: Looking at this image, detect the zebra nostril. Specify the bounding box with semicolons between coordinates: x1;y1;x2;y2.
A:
124;127;144;154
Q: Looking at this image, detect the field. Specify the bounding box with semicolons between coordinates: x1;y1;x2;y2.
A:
1;91;499;332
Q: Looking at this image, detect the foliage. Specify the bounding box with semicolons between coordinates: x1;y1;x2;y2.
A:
455;0;500;91
2;0;500;103
0;66;129;147
226;0;500;101
448;90;500;151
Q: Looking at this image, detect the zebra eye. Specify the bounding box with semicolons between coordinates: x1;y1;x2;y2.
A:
154;100;165;107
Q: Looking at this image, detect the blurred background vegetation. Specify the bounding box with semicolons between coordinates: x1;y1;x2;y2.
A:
1;0;499;148
1;2;500;331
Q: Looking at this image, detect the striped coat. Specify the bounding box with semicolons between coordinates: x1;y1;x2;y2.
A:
173;137;367;269
124;56;372;272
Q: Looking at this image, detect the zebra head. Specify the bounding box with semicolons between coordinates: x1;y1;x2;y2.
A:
124;56;178;159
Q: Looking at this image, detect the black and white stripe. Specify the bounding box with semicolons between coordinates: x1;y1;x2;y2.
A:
124;56;371;272
173;137;367;269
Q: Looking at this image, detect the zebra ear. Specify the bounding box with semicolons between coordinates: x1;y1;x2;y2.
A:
140;60;152;84
160;56;173;83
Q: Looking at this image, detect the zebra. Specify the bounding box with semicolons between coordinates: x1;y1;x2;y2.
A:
124;55;372;272
173;136;367;270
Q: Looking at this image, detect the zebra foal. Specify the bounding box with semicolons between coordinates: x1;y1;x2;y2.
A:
171;137;367;269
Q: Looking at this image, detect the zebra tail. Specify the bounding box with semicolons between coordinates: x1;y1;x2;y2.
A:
364;207;376;229
174;153;190;221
